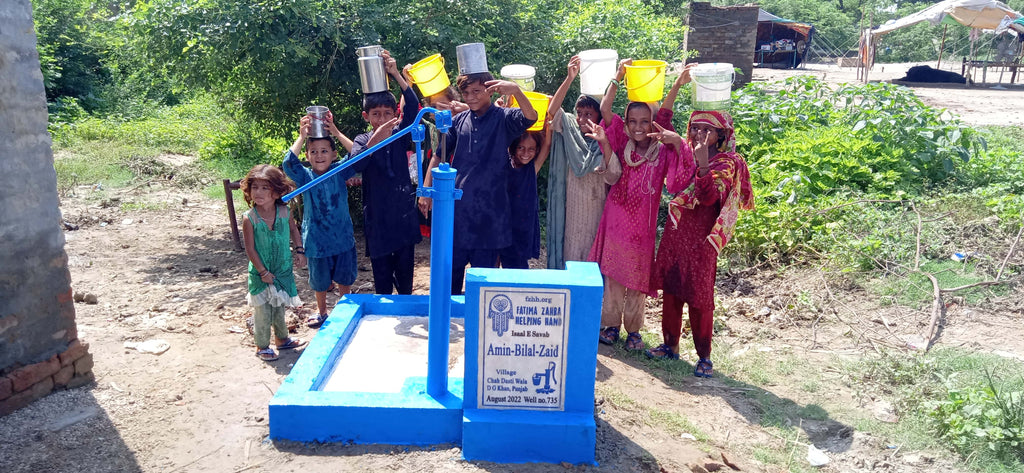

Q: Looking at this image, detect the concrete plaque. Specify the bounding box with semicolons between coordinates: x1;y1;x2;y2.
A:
477;287;570;411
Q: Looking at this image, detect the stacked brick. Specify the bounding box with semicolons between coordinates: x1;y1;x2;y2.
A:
0;339;94;416
685;2;759;88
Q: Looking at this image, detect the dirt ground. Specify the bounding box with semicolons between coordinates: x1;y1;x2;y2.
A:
754;61;1024;127
2;62;1023;473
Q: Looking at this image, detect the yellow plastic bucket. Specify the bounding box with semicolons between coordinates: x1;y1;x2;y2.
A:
408;54;450;98
510;91;550;132
624;60;667;102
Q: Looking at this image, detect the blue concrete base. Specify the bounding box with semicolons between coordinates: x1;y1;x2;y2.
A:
269;294;465;445
461;408;597;464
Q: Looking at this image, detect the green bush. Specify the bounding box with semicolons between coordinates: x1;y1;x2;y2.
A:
53;96;227;154
199;123;283;181
723;77;992;265
925;372;1024;467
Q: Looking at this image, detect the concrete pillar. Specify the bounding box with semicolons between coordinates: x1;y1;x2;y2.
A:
0;0;89;415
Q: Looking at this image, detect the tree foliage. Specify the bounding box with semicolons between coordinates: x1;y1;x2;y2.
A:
121;0;686;138
33;0;112;109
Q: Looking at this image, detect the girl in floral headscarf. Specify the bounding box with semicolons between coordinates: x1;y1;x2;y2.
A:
646;110;754;378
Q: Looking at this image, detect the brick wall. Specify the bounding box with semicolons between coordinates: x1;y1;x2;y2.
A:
685;2;759;88
0;0;93;416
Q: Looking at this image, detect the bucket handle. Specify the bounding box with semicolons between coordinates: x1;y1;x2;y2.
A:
625;65;666;91
410;57;446;85
695;81;734;92
578;58;606;76
693;70;736;92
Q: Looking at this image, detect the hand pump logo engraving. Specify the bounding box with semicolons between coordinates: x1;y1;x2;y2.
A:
487;295;513;337
532;362;557;394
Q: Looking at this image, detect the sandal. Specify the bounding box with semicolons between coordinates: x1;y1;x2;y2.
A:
306;313;328;328
256;348;278;361
645;344;680;360
694;358;713;378
598;326;620;345
625;332;644;352
277;338;306;350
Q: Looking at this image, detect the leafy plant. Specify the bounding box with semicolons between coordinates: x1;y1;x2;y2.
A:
925;371;1024;466
722;76;992;266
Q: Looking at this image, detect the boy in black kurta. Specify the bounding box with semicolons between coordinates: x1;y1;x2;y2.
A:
433;72;537;294
349;51;423;294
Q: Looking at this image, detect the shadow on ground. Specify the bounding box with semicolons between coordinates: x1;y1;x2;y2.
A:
271;416;662;472
597;345;855;454
0;384;142;473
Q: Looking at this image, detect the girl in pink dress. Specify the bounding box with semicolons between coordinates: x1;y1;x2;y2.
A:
647;111;754;377
590;60;695;351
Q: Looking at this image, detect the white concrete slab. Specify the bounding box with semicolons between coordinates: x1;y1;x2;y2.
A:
322;315;465;393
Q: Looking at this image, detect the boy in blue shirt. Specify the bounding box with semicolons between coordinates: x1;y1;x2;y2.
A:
349;51;422;294
283;115;357;328
426;71;537;294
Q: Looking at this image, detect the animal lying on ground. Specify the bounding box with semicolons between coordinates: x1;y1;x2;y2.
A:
897;65;970;84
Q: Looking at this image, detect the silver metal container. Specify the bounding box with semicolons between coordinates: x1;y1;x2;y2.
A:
356;45;383;58
358;56;389;94
306;106;329;138
456;43;488;75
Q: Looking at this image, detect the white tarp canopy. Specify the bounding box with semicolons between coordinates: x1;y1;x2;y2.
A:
758;9;783;22
872;0;1022;38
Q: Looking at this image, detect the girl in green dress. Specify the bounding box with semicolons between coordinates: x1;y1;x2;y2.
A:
241;165;307;361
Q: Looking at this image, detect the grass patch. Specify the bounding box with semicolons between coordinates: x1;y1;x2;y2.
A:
800;378;821;393
52;99;225;193
597;386;710;443
750;439;815;473
848;348;1024;470
54;147;138;195
119;201;168;212
51;97;273;196
599;385;639;410
647;408;709;441
870;259;1005;307
52;95;226;153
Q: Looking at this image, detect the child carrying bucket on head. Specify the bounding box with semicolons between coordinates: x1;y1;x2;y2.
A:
647;111;754;378
240;164;307;361
283;114;359;329
545;55;623;269
418;45;538;294
402;61;468;220
499;127;552;269
589;59;696;352
348;50;423;295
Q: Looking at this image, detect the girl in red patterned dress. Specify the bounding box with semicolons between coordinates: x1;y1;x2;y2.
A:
646;111;754;377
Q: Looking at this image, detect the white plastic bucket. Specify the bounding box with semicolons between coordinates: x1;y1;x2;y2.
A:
456;43;488;74
500;64;536;91
691;63;734;111
578;49;618;96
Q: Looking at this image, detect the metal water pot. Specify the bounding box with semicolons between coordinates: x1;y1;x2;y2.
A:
356;45;383;58
456;43;488;75
358;56;389;94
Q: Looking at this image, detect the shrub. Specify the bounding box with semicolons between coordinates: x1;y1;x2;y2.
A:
925;372;1024;466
